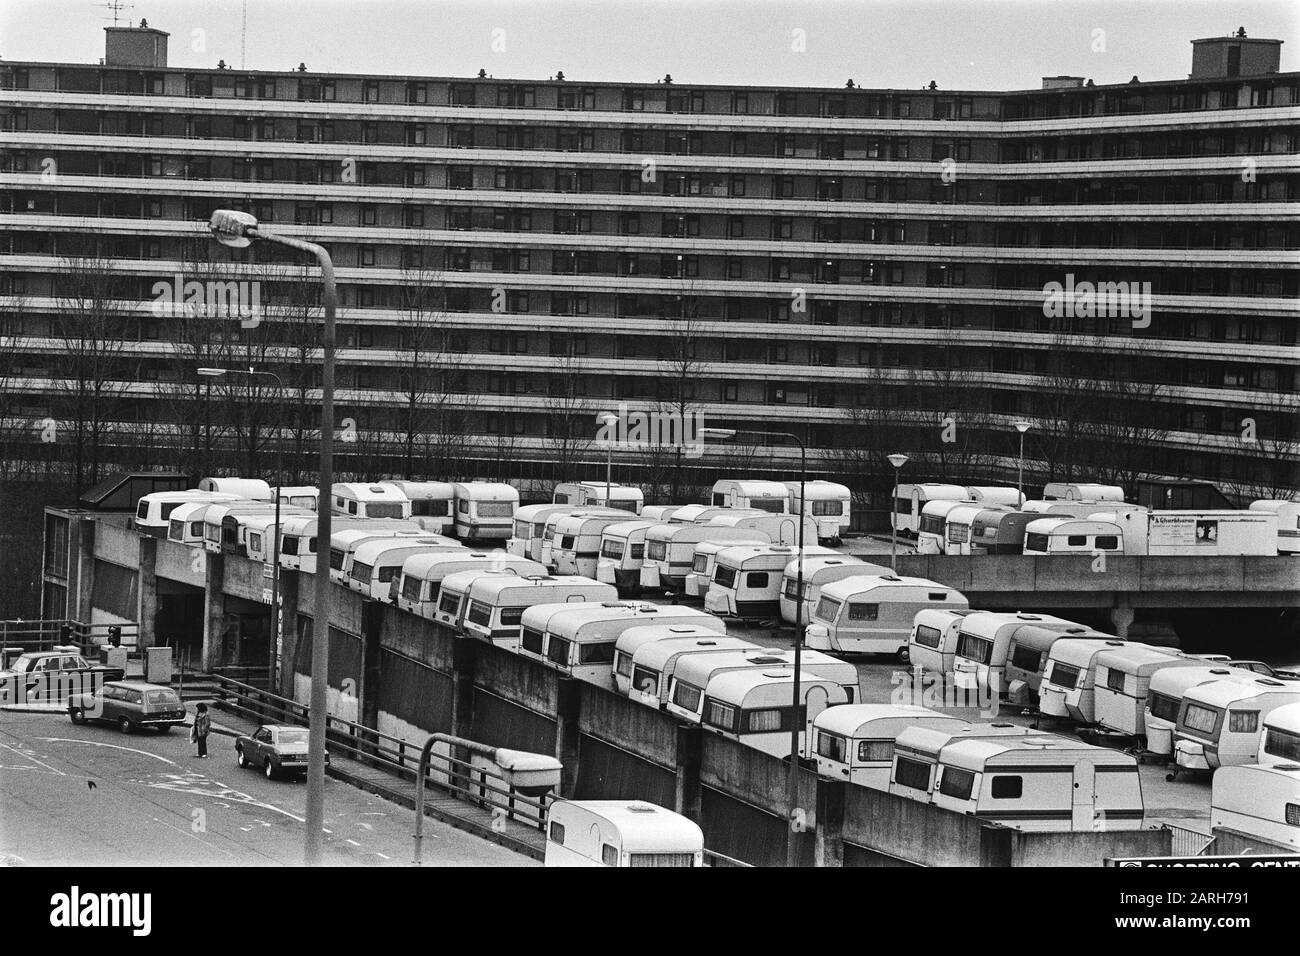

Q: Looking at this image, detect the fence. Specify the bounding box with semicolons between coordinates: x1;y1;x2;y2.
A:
1162;823;1214;857
0;619;139;656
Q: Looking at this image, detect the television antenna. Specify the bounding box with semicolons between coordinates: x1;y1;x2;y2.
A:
99;0;134;26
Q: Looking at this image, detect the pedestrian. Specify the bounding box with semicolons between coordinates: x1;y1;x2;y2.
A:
191;702;211;758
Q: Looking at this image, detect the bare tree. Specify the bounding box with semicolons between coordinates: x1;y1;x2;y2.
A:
543;336;592;491
653;284;707;500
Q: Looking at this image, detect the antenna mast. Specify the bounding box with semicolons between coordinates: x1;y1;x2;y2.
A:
241;0;248;70
100;0;133;26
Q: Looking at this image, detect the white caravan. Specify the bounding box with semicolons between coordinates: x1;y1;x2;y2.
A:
135;490;240;537
1042;482;1125;502
888;723;1041;802
396;551;545;618
1248;499;1300;554
1144;666;1258;756
1093;645;1207;737
892;483;968;536
965;486;1026;509
1174;678;1300;772
280;516;423;573
699;669;848;759
907;608;975;676
1021;518;1123;556
704;511;815;546
273;485;319;511
197;477;273;500
778;555;885;626
540;508;625;569
683;538;771;599
1210;764;1300;851
1112;509;1278;557
327;528;430;582
640;505;686;523
806;575;969;658
508;504;577;561
551;513;638;577
664;648;857;724
452;482;519;540
1260;703;1300;764
617;631;760;704
552;481;643;514
1002;622;1110;708
813;704;970;790
343;537;464;600
330;482;412;520
952;612;1093;701
380;480;456;534
944;504;1015;556
916;499;975;555
640;524;771;593
710;479;791;513
166;501;223;546
968;511;1040;555
544;800;703;867
595;520;657;590
786;480;852;543
1038;638;1137;724
704;545;839;620
458;574;617;648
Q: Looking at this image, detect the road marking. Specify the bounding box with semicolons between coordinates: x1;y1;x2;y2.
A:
375;852;390;860
0;741;66;776
149;815;237;860
37;738;175;767
358;822;373;831
345;838;361;847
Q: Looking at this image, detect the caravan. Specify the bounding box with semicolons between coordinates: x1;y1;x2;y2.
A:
1113;509;1278;557
553;481;643;514
1002;622;1109;708
1144;666;1258;756
595;520;657;590
327;528;429;582
1173;678;1300;772
1210;764;1300;851
552;513;638;577
640;505;685;524
331;483;411;520
907;608;975;676
544;800;703;867
916;499;974;555
665;648;856;724
806;575;969;658
952;612;1094;702
343;537;464;600
279;516;423;573
704;545;838;620
699;669;848;759
1022;518;1123;556
640;524;771;593
967;510;1039;555
1042;482;1125;502
966;486;1025;509
1248;500;1300;554
456;574;617;648
273;485;319;511
396;551;544;618
1038;638;1137;724
785;480;852;543
380;481;455;534
684;538;769;599
1093;645;1207;736
704;511;814;546
135;490;241;537
452;482;519;540
508;504;576;561
1260;703;1300;764
710;479;790;513
778;555;884;626
892;483;968;536
166;500;225;546
539;508;624;569
888;723;1040;803
944;505;1013;556
518;602;722;689
812;704;969;789
197;477;273;500
617;631;759;704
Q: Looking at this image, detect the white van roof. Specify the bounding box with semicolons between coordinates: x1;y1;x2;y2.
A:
1095;644;1188;672
920;499;973;518
438;568;530;594
941;734;1133;771
814;704;959;738
350;537;461;564
787;480;851;499
469;574;612;602
631;634;757;668
516;503;577;521
453;482;519;499
601;520;657;538
714;480;789;497
715;544;837;566
333;482;408;502
549;800;702;852
403;551;530;579
781;555;875;577
818;574;959;602
381;480;455;496
1184;678;1300;709
1048;638;1131;667
704;668;833;704
198;478;273;499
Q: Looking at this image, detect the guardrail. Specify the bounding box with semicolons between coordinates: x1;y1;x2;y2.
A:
0;619;140;660
1162;822;1214;857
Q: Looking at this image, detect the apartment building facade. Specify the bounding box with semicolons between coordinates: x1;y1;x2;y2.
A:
0;24;1296;497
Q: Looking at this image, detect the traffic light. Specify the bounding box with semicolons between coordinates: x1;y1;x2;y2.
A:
108;625;122;648
59;624;72;642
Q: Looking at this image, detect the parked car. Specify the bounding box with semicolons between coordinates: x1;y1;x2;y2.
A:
1227;660;1300;681
234;725;328;780
2;651;126;704
68;680;186;733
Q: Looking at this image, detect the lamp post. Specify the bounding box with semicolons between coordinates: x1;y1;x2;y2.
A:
887;453;909;573
702;425;806;867
598;412;618;508
1013;421;1033;501
209;209;336;866
198;366;286;692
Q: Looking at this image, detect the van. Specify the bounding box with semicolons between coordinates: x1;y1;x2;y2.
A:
1173;678;1300;772
396;551;544;618
1144;666;1258;756
1093;645;1207;736
343;537;464;600
893;483;968;536
452;482;520;540
595;520;657;590
1042;482;1125;502
710;479;790;513
704;545;839;620
459;574;618;648
1022;518;1123;556
617;630;760;704
806;574;969;658
967;510;1038;555
683;538;771;599
553;481;643;514
166;500;221;546
916;499;975;555
812;704;970;789
202;501;283;554
700;669;848;759
135;490;240;537
703;511;815;547
226;506;314;559
888;723;1040;803
664;647;858;723
544;800;703;867
778;555;885;626
552;513;638;578
1210;764;1300;850
944;504;1013;555
952;612;1094;701
1248;499;1300;555
508;504;573;560
432;569;522;632
1112;509;1278;557
197;477;273;500
1260;702;1300;764
518;602;723;689
907;608;975;676
1003;622;1110;707
380;481;455;534
785;480;852;543
641;525;773;593
1038;638;1137;724
929;734;1144;831
330;482;412;520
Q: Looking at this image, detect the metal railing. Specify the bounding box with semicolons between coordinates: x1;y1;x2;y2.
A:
208;673;550;832
0;619;140;659
1162;822;1214;857
703;848;754;868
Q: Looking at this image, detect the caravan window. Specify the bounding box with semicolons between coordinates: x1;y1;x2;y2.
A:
137;501;150;520
746;708;785;732
438;592;461;615
919;514;946;535
1148;692;1179;722
1049;662;1081;689
914;625;942;649
672;682;703;712
601;844;619;866
693;554;710;573
412;499;450;517
1025;533;1049;552
350;561;374;583
938;767;975;800
990;776;1023;799
646;540;667;561
703;698;738;732
466;600;492;628
746;571;769;589
1183;704;1218;734
630;852;695;867
749;499;784;513
1010;644;1042;672
514;519;530;538
714;566;737;589
1105;668;1126;692
546;637;570;665
401;576;422;602
782;578;803;599
1287;804;1300;827
631;667;659;696
579;643;615;665
282;537;300;555
894;757;930;791
560;535;575;550
814;597;842;621
520;627;544;654
858;740;893;763
631;544;645;559
1227;710;1258;734
602;539;625;559
816;731;847;762
549;821;566;844
1067;535;1087;546
1264;727;1300;762
378;566;400;583
500;607;526;627
1096;535;1119;550
848;602;879;621
479;501;514;518
811;500;843;516
956;634;993;665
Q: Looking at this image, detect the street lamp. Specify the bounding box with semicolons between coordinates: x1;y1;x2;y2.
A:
598;412;618;508
1013;421;1033;501
887;453;909;573
209;209;336;866
702;425;807;868
198;366;286;692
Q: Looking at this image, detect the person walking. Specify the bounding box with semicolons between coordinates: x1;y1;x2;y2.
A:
191;702;211;758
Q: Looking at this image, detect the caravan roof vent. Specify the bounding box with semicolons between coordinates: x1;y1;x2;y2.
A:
668;626;695;633
749;656;786;665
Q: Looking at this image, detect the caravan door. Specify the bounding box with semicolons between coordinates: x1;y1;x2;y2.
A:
804;685;831;757
1072;759;1096;831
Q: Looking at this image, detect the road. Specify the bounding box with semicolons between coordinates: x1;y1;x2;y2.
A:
0;712;534;867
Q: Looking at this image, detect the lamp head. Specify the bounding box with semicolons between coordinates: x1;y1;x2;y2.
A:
208;209;258;248
886;453;909;470
1014;421;1033;434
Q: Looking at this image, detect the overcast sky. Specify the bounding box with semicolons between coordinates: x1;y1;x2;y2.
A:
2;0;1295;91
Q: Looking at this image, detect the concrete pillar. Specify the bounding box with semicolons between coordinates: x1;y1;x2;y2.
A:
201;553;225;672
360;602;383;732
1111;599;1135;639
75;517;96;625
450;637;478;739
673;724;703;822
275;570;300;698
137;536;158;650
555;678;582;797
814;778;846;867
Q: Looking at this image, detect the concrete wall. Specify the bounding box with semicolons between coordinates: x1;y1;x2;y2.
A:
701;734;818;824
1208;827;1298;856
841;781;1007;867
1008;827;1171;866
154;539;205;587
578;682;679;768
92;519;139;568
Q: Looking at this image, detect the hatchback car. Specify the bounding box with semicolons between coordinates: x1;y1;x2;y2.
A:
68;681;187;733
235;724;328;780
